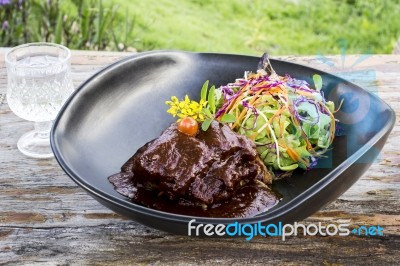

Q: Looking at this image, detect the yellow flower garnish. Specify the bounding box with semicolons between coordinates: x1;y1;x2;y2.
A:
165;95;208;122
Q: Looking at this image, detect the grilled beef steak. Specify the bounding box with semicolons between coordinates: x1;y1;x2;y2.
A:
109;121;278;217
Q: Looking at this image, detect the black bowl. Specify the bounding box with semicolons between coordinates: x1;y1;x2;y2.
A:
51;51;395;235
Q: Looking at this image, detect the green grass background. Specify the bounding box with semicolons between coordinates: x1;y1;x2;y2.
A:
114;0;400;55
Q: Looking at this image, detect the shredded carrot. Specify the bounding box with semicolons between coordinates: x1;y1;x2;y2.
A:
211;66;338;172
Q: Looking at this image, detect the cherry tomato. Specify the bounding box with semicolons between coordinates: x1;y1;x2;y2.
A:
178;117;198;136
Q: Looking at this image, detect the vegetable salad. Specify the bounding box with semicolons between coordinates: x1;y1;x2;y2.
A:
166;53;339;177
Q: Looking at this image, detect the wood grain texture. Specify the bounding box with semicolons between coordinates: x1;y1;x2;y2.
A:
0;51;399;265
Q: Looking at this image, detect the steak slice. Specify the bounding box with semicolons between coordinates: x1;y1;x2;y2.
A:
110;121;272;205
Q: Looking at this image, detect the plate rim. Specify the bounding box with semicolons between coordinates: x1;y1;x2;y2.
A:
50;50;396;223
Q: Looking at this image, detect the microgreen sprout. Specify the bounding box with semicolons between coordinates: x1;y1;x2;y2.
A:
165;53;339;176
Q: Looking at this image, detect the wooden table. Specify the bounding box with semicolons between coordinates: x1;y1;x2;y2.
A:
0;50;399;265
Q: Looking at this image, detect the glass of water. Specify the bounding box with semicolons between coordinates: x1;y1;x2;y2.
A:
5;43;74;158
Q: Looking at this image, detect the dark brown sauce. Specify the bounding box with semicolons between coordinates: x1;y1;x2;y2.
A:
108;121;281;218
109;172;280;218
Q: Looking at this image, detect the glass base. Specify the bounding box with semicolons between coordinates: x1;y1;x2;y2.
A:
17;130;54;159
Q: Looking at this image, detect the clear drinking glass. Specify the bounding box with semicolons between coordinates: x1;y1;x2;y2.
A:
5;43;74;158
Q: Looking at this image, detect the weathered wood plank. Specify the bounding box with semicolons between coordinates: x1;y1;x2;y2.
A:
0;226;399;265
0;52;399;265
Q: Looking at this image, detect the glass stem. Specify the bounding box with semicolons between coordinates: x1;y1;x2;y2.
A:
34;121;52;139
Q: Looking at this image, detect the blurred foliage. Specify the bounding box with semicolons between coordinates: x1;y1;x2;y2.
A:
0;1;28;46
116;0;400;55
0;0;136;51
0;0;399;55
